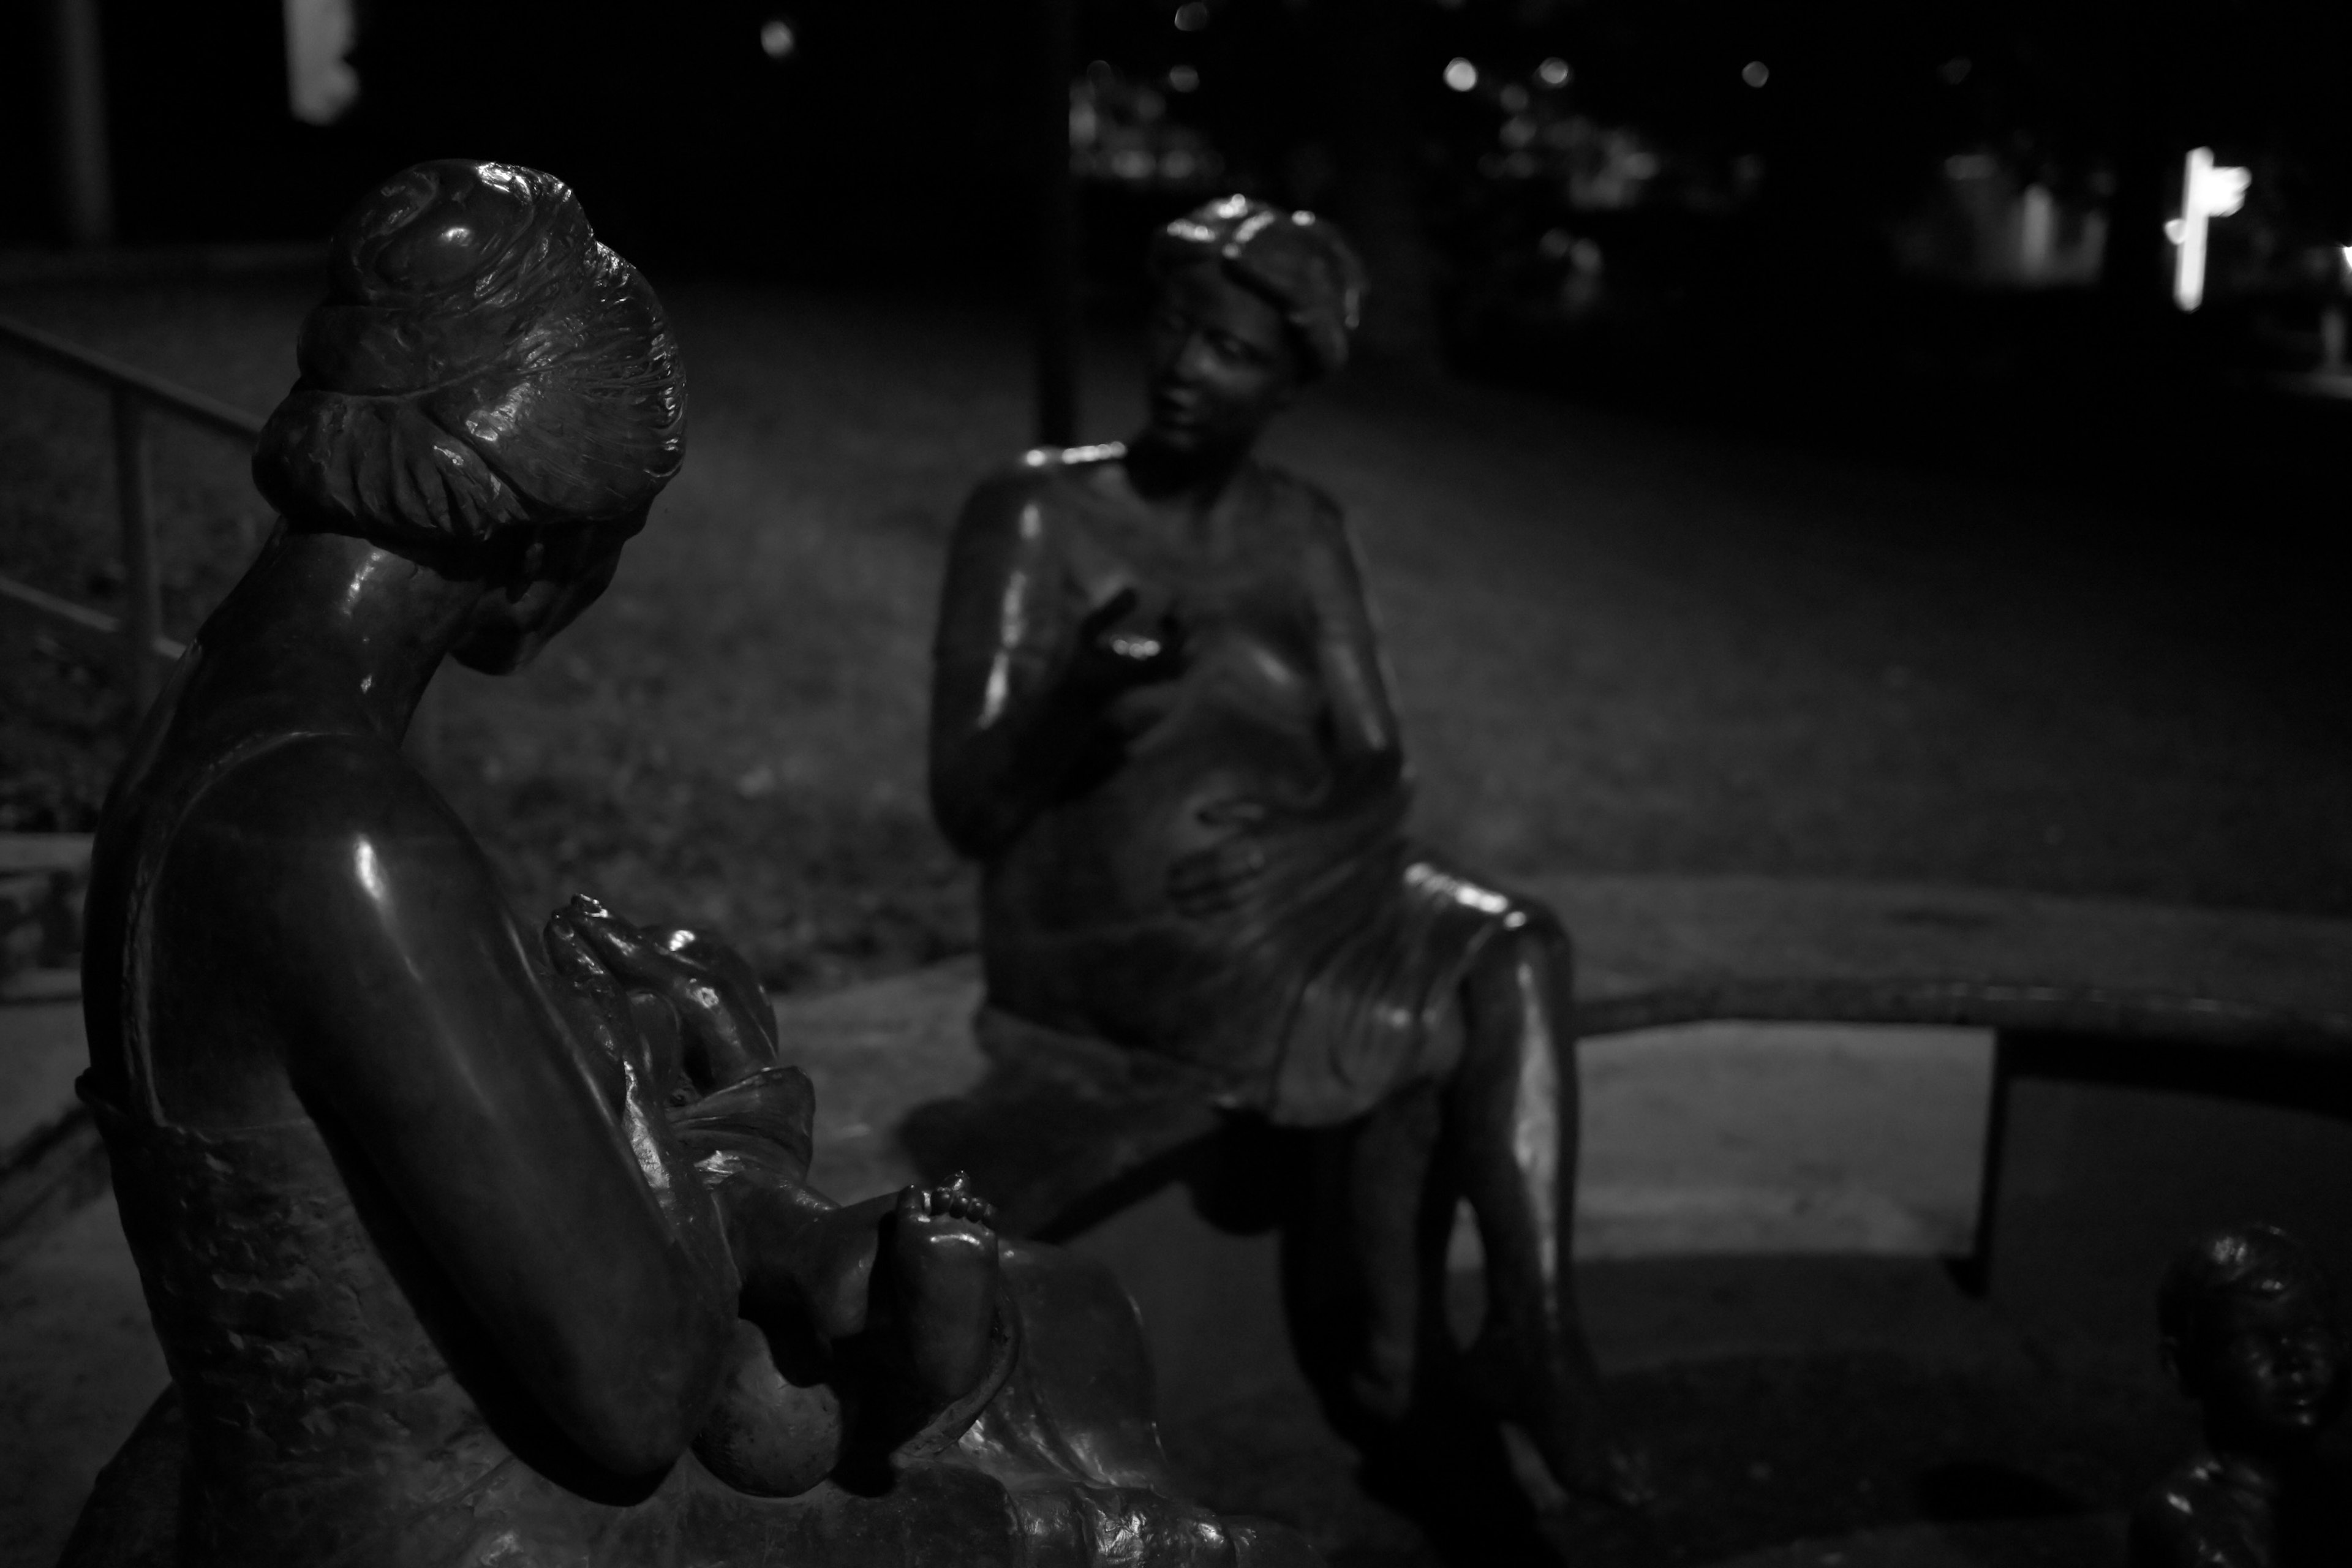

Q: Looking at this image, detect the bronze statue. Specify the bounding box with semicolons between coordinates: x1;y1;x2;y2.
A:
927;195;1640;1507
2130;1224;2350;1567
68;161;1317;1568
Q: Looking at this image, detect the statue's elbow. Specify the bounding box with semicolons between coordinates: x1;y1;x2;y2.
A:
556;1309;733;1478
929;772;1015;862
564;1393;699;1480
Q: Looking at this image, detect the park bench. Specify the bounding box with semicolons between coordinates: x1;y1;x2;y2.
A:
783;873;2352;1286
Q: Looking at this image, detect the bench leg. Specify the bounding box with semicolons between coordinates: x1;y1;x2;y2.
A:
1953;1031;2016;1297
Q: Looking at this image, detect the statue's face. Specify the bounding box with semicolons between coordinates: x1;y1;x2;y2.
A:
1142;262;1300;456
2191;1280;2350;1448
452;507;646;674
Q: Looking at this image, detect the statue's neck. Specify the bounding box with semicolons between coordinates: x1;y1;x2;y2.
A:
1123;432;1259;548
183;525;478;748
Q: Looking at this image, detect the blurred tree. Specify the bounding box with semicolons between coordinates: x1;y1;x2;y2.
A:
1302;0;1438;358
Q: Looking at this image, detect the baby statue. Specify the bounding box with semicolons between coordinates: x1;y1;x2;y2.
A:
2130;1223;2350;1567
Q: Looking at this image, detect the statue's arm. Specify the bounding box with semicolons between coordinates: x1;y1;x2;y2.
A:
926;473;1098;858
200;737;741;1478
1302;499;1408;807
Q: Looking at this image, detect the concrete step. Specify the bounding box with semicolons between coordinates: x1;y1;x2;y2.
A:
0;1195;167;1568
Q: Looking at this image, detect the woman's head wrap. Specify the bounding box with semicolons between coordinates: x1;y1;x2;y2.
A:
1150;195;1366;377
254;160;686;548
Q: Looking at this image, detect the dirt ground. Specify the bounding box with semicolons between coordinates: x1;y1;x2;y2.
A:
6;272;2351;997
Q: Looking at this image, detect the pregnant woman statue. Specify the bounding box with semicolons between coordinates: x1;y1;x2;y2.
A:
928;197;1637;1507
66;161;1314;1568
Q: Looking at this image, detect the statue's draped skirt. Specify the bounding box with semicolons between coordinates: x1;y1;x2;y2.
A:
986;826;1553;1128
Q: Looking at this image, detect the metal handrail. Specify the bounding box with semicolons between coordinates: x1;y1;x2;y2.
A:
0;317;266;442
0;313;266;736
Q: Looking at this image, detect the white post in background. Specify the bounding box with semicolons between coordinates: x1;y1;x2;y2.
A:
283;0;360;125
49;0;113;246
2331;248;2352;374
2018;184;2056;281
2165;147;2250;312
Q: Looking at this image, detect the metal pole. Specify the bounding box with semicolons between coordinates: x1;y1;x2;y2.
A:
111;386;162;734
1033;0;1079;447
50;0;115;247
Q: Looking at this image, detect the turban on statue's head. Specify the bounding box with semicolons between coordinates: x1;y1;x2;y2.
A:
255;160;686;548
1149;195;1366;377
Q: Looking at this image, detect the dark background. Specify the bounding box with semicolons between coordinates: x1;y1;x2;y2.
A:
12;1;2352;301
13;0;2352;507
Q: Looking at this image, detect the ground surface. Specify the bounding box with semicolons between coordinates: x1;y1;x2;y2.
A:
0;1176;2231;1568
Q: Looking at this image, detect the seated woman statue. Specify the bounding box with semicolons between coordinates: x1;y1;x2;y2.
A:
67;160;1316;1568
927;195;1637;1506
2130;1224;2350;1567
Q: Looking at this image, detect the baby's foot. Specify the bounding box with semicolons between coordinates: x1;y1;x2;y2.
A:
890;1174;1000;1405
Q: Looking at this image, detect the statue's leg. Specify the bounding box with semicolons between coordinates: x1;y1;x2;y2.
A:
1344;1078;1446;1422
1446;922;1638;1505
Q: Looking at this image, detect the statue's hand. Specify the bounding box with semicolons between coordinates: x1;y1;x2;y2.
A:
888;1174;1000;1407
543;908;653;1107
1072;587;1185;697
1169;801;1278;918
564;897;780;1093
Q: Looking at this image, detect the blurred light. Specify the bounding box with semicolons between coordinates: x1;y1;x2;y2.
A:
1741;60;1770;88
1174;2;1209;31
1500;115;1536;149
1944;152;1996;180
1539;228;1574;260
759;18;796;59
285;0;359;123
1939;57;1970;85
1537;57;1572;88
2171;146;2250;312
1499;83;1529;113
1444;58;1479;92
1169;63;1199;92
